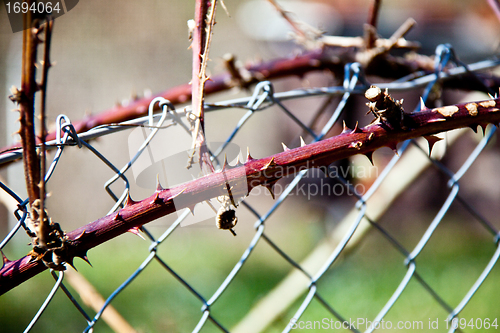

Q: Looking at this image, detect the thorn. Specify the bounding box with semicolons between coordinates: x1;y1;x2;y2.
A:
424;135;443;156
66;258;77;271
351;121;362;133
469;124;478;133
152;192;163;205
187;204;196;215
300;136;306;147
76;251;92;267
125;193;136;207
282;142;290;151
419;97;428;111
156;174;164;191
127;226;146;240
364;151;374;165
235;154;242;166
222;153;228;171
261;157;277;170
263;183;276;199
479;124;488;136
114;212;125;222
74;229;87;240
246;147;254;162
168;187;187;202
82;256;92;267
341;121;351;134
1;250;10;266
386;142;399;156
366;133;375;144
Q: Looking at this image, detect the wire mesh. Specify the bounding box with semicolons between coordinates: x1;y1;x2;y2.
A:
1;44;500;333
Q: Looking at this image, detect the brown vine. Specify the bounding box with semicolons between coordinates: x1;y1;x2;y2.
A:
2;93;500;295
4;46;500;163
8;11;69;272
14;9;41;208
188;0;217;173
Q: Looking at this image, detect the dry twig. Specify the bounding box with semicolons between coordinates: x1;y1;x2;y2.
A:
365;0;382;48
266;0;323;49
487;0;500;22
8;12;68;271
13;7;41;210
38;18;54;254
188;0;218;173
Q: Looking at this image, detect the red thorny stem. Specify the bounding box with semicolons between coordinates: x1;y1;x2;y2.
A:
189;0;217;174
2;48;500;162
12;9;55;252
38;18;54;246
18;8;41;208
9;13;63;269
2;96;500;294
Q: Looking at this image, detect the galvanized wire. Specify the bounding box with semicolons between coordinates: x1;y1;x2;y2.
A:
1;44;499;333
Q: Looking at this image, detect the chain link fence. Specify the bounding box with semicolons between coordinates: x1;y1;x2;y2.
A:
1;43;500;333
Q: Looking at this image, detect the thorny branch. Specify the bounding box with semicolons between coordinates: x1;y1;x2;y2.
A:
365;0;382;48
188;0;218;173
356;18;417;71
38;18;54;254
8;13;68;271
2;92;500;294
2;49;500;161
189;0;240;235
14;8;40;209
29;18;69;271
1;1;499;293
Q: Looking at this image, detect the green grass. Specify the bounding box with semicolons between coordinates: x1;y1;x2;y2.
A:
1;214;499;333
267;216;500;332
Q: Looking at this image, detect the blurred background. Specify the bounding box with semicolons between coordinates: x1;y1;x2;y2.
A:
1;0;500;332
